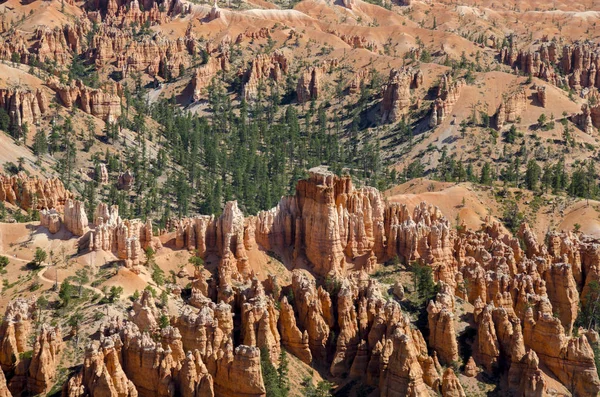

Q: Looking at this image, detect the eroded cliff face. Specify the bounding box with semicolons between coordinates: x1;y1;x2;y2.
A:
242;52;289;100
0;88;48;128
46;78;122;122
170;169;452;278
381;67;422;123
430;74;464;127
3;172;600;396
495;88;528;129
0;173;72;211
445;220;600;397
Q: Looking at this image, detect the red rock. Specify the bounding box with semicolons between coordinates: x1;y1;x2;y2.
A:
0;173;72;210
495;88;527;129
381;68;419;123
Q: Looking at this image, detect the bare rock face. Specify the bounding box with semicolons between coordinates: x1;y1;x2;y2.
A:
240;278;281;362
297;67;322;104
65;336;138;397
511;349;548;397
177;351;214;397
118;170;135;191
463;356;477;377
0;369;10;397
349;69;370;95
129;289;161;331
90;203;161;268
98;164;109;185
392;281;404;300
572;104;600;134
500;40;558;85
543;263;579;335
427;297;459;365
64;199;89;237
171;301;264;397
560;42;600;91
215;345;265;397
495;88;527;129
379;329;429;396
441;368;465;397
46;78;122;122
291;271;331;362
474;305;500;373
430;74;465;127
26;324;62;395
242;51;288;100
536;85;547;108
174;168;451;277
381;68;420;123
278;296;312;364
454;221;600;396
0;298;36;372
0;88;48;127
0;173;72;211
192;57;224;101
40;209;62;234
33;26;71;64
523;309;600;397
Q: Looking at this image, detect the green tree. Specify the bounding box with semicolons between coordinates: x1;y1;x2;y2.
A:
260;347;285;397
75;268;89;297
411;262;437;302
505;125;517;143
188;252;204;271
34;247;47;268
59;280;74;307
152;264;165;286
480;163;492;185
301;377;333;397
525;159;542;191
577;280;600;330
32;130;47;156
0;255;8;269
159;314;170;329
537;113;547;129
502;200;524;234
277;349;290;397
108;286;123;303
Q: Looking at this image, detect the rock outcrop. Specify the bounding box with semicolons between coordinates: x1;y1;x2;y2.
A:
172;168;452;277
0;173;72;210
89;203;162;268
296;66;322;104
430;74;464;127
0;88;48;127
40;208;61;234
427;296;459;365
0;299;36;372
441;368;466;397
191;57;225;101
495;88;527;129
26;325;62;395
560;42;600;91
46;78;122;122
536;85;547;108
278;296;312;364
64;199;89;237
0;369;10;397
572;103;600;133
381;68;421;123
242;52;288;100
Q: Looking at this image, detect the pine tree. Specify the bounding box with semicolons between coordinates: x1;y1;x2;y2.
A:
480;163;492;185
32;129;48;156
525;159;541;191
277;350;290;397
